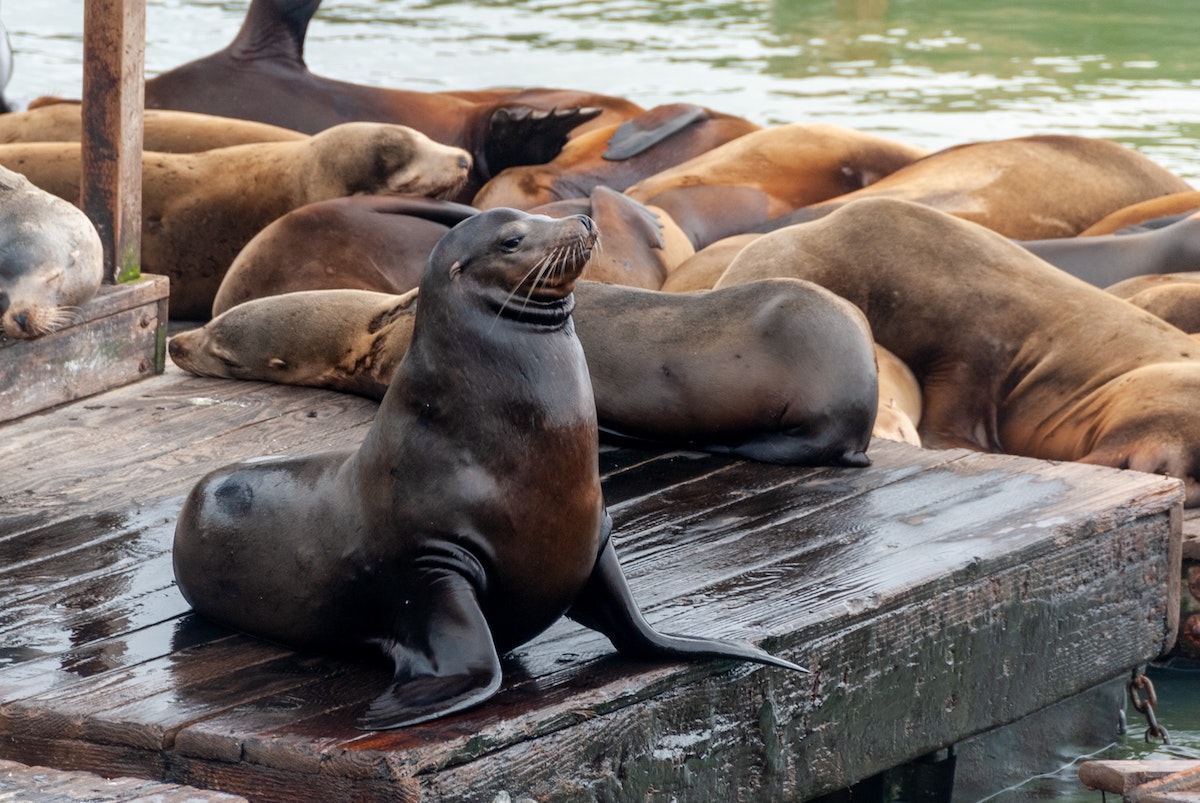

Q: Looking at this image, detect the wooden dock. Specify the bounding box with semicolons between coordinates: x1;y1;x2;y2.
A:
0;364;1183;802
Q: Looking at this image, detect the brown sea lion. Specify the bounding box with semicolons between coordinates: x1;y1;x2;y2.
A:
0;164;103;340
717;196;1200;505
211;195;478;316
755;135;1194;240
1078;191;1200;236
173;208;802;730
473;103;761;210
139;0;640;199
0;123;472;319
171;278;880;468
0;100;306;152
624;123;930;249
212;186;689;314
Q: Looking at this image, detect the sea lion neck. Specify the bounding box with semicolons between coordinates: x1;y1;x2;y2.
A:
476;285;577;328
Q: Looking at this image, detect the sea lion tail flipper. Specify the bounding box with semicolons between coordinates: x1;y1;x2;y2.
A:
566;540;809;674
358;570;503;730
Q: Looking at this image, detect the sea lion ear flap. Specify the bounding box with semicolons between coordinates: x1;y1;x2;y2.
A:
357;569;502;730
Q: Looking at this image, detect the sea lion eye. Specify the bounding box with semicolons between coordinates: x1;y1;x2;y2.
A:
499;235;524;252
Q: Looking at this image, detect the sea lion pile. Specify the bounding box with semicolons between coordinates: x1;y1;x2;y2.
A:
7;0;1200;726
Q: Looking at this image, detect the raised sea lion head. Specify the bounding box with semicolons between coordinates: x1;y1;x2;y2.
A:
425;206;598;313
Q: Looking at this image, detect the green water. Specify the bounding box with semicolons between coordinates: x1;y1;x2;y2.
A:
4;1;1199;799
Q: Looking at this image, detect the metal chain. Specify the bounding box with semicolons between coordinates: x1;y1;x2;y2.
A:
1128;666;1170;744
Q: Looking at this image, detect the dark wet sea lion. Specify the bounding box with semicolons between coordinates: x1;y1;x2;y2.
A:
173;208;803;730
1019;210;1200;288
718;196;1200;505
755;135;1194;240
172;277;879;468
0;164;103;340
140;0;640;200
0;123;472;320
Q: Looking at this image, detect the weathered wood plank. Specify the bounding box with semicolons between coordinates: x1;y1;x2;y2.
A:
0;276;168;424
80;0;144;283
0;758;247;802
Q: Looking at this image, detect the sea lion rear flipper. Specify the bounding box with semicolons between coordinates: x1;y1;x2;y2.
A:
359;569;502;730
603;103;710;161
566;538;809;674
485;105;604;174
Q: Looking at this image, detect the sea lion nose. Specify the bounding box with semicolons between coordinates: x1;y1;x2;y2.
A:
458;154;472;171
578;215;596;234
13;311;29;332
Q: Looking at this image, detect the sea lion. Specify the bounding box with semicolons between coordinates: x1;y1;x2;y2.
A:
0;164;103;340
1017;210;1200;289
139;0;640;199
0;100;307;152
1105;272;1200;334
755;135;1194;240
173;208;802;730
172;278;879;468
1078;191;1200;236
717;197;1200;505
0;122;473;319
211;195;478;316
473;103;761;210
624;123;930;249
873;344;922;447
660;233;760;292
212;186;690;314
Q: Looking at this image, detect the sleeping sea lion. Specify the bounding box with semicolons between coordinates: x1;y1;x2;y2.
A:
718;197;1200;505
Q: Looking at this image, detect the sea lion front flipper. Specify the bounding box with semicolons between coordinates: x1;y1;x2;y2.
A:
566;538;809;674
358;569;503;730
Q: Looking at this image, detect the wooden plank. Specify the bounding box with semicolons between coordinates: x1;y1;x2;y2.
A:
0;758;247;802
0;276;168;424
81;0;144;283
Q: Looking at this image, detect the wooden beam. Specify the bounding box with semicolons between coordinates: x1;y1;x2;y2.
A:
81;0;145;284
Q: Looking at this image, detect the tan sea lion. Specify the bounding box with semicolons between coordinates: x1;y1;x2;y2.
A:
0;122;473;319
173;208;802;730
473;103;761;210
624;123;930;249
755;135;1194;240
1078;191;1200;236
0;164;103;340
873;344;922;447
717;196;1200;505
171;278;880;468
660;233;760;292
1105;272;1200;333
0;100;306;152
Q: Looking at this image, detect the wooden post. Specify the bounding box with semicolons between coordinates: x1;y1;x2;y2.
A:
81;0;145;285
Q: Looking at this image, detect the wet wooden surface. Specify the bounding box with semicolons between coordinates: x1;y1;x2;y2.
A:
0;364;1184;802
0;758;247;802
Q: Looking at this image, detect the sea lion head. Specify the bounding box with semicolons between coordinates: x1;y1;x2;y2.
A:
1071;363;1200;506
306;122;473;202
0;167;103;340
425;207;598;316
